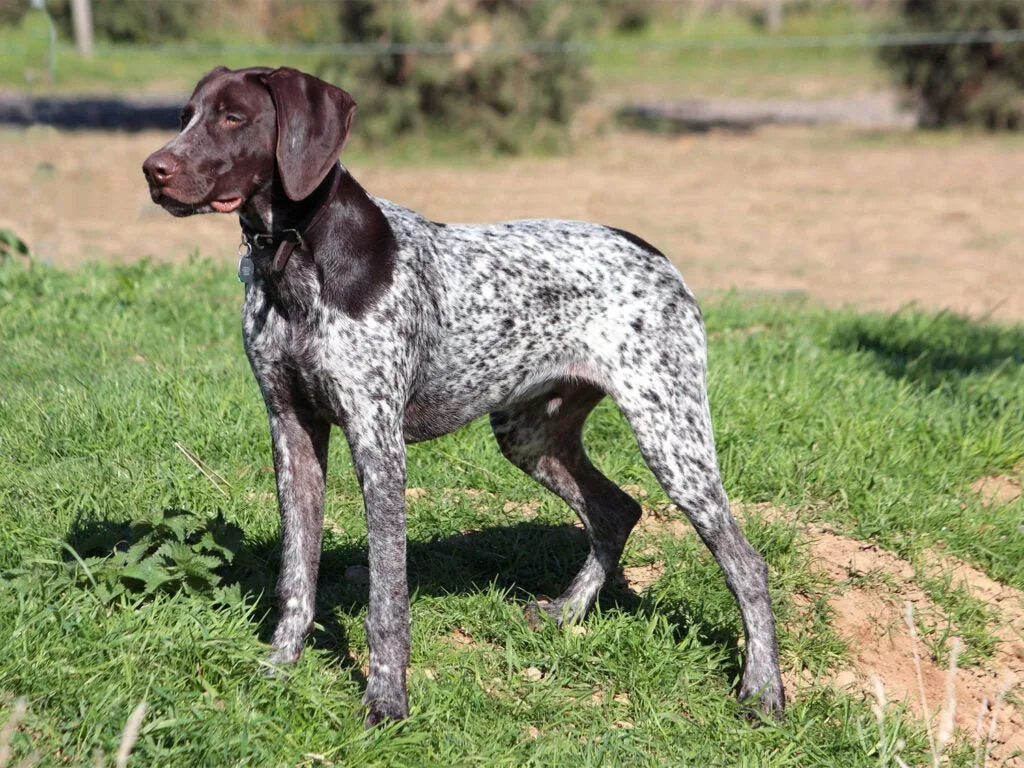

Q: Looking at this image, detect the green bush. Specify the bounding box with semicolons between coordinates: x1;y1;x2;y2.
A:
42;0;206;44
880;0;1024;129
319;0;595;154
0;0;28;27
266;0;341;45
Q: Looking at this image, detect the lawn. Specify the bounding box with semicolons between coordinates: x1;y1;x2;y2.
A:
0;255;1021;765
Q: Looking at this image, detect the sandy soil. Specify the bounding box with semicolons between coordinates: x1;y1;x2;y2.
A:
3;125;1023;321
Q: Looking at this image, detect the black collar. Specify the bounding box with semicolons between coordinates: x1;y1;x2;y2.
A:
240;163;342;274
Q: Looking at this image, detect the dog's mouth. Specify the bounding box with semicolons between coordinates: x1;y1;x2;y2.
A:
150;188;244;216
149;190;199;217
211;197;243;213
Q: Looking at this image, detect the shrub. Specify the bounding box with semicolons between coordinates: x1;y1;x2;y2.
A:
318;0;595;154
880;0;1024;129
43;0;207;44
266;0;341;45
0;0;28;27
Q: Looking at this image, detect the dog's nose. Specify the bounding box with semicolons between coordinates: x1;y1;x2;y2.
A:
142;152;179;186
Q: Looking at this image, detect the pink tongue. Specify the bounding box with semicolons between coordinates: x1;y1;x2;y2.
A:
211;198;242;213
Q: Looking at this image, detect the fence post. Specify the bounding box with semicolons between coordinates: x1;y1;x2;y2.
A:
766;0;783;33
70;0;95;58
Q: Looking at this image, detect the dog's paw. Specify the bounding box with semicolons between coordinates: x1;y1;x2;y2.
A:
363;700;408;729
524;598;586;631
261;644;302;678
737;674;786;721
523;600;559;631
269;650;300;665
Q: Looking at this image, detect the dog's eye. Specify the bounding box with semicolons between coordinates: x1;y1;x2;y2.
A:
223;114;245;127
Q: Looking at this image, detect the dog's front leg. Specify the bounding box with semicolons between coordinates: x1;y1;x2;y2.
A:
348;422;410;727
267;407;331;664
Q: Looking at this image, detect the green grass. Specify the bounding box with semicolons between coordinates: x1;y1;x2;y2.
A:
591;6;890;101
0;256;1021;765
2;6;890;99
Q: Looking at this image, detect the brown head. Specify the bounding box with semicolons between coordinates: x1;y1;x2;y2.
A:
142;66;357;220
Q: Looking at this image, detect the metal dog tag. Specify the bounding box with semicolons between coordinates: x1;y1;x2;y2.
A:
237;242;254;284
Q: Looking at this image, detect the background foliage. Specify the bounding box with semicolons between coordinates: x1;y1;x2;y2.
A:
317;0;596;153
881;0;1024;128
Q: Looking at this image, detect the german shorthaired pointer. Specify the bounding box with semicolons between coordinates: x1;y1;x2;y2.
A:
143;66;784;726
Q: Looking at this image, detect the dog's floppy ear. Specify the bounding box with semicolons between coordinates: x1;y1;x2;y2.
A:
260;67;357;201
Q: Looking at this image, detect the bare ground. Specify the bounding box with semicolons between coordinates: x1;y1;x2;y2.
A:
798;522;1023;764
3;125;1024;321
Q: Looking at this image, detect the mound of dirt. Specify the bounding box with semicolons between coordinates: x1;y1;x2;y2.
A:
970;465;1023;507
796;519;1023;762
624;500;1024;762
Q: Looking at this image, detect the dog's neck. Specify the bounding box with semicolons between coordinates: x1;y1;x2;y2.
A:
239;163;341;239
236;163;399;319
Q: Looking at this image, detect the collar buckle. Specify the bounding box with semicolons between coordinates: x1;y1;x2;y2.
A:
236;163;340;278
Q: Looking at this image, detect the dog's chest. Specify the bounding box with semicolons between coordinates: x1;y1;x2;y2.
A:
241;284;351;413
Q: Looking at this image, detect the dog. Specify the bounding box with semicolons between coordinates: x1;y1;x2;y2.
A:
143;66;784;727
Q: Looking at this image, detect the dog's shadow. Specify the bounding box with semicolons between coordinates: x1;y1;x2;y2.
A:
63;516;743;689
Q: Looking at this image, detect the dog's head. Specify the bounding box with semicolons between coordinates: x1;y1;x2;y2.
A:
142;66;357;217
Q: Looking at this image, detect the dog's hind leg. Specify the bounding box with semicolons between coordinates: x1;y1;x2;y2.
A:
490;383;642;626
607;335;785;715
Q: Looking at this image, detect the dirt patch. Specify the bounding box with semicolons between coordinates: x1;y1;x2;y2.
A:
923;550;1024;617
805;526;1023;759
502;499;542;519
3;127;1024;321
621;562;665;593
634;503;690;539
743;507;1024;762
630;502;1024;760
971;466;1024;507
445;627;478;648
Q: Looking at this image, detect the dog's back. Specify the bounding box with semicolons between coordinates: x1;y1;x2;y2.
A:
373;199;706;443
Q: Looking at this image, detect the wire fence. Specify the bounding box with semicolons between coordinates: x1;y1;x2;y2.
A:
4;0;1024;58
2;1;1022;132
76;28;1024;57
5;28;1024;58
